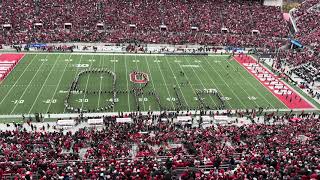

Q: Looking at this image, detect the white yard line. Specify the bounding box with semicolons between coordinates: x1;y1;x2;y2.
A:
0;54;39;106
97;55;103;108
195;57;233;108
144;55;160;111
180;56;217;108
251;55;308;109
204;57;261;107
201;56;247;108
27;54;61;113
10;55;49;114
46;54;73;113
164;56;189;107
81;55;95;110
134;55;146;111
63;54;85;113
124;55;131;112
154;56;175;109
112;55;116;112
225;56;276;109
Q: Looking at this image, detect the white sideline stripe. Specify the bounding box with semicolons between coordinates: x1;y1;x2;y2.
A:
181;65;200;68
1;108;317;119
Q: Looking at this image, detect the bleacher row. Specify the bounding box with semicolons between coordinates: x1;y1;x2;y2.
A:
0;0;287;48
292;0;320;54
0;111;319;179
272;0;319;99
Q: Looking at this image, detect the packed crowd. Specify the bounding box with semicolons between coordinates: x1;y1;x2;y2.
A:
275;48;319;67
292;0;320;54
0;0;288;48
0;111;319;179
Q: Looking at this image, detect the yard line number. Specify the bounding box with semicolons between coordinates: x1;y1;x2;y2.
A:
12;100;24;104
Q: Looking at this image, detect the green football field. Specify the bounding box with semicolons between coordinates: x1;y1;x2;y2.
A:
0;53;287;115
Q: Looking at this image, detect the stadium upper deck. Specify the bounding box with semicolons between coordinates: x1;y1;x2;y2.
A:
0;0;288;48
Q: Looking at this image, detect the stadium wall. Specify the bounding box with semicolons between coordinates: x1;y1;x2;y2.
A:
263;0;283;7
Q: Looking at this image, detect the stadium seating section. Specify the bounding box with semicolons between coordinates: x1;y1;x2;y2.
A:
0;1;319;179
0;0;288;48
274;0;319;86
0;113;319;179
292;0;320;54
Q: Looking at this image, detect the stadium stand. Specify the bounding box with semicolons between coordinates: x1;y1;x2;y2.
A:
292;0;320;54
0;0;288;48
272;0;319;101
0;0;319;179
0;112;319;179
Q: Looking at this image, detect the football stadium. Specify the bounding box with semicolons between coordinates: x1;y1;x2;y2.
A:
0;0;319;179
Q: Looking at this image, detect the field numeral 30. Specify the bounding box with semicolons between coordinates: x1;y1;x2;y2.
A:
78;99;88;103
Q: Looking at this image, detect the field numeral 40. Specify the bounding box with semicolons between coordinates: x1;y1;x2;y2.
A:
166;97;176;102
248;96;257;100
12;100;24;104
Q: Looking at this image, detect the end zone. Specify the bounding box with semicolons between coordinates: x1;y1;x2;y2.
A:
0;54;25;81
234;55;314;109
